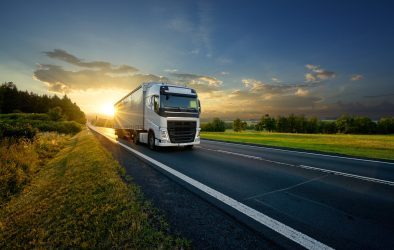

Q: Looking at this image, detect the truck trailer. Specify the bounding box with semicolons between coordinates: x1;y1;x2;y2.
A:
114;82;201;149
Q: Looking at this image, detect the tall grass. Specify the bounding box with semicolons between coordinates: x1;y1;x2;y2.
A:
0;133;70;204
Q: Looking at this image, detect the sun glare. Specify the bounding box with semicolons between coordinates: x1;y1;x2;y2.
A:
100;103;115;116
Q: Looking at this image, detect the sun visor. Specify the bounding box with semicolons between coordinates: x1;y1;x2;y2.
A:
165;86;197;96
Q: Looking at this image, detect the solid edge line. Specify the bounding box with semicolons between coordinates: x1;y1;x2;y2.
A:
202;139;394;165
88;125;333;250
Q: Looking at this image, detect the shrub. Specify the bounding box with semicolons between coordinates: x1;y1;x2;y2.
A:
35;121;82;134
48;106;65;121
0;122;37;140
201;118;226;132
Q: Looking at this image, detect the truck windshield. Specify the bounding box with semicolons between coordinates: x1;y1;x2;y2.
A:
160;94;198;111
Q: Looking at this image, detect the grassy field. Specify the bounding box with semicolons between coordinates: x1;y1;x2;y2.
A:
201;130;394;160
0;129;188;249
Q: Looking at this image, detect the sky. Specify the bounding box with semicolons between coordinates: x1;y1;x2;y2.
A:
1;0;393;119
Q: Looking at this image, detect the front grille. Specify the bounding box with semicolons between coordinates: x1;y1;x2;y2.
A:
167;121;196;143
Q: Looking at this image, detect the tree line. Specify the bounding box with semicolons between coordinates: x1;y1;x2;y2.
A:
0;82;86;123
202;114;394;134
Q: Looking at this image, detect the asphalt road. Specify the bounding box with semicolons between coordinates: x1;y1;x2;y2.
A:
90;126;394;249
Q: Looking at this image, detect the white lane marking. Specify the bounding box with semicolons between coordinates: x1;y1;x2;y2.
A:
88;125;333;250
199;146;394;186
298;165;394;186
202;139;394;165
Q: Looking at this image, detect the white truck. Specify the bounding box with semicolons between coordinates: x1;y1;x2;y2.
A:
114;82;201;150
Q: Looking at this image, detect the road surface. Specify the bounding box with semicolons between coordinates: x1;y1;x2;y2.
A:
89;125;394;249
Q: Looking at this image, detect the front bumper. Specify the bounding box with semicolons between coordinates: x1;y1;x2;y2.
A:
155;138;200;147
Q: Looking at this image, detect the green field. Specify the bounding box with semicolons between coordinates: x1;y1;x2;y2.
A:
0;129;188;249
201;131;394;160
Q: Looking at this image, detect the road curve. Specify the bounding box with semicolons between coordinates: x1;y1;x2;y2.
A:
90;126;394;249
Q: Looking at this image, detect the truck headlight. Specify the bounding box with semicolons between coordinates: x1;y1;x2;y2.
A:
160;128;169;140
196;128;201;138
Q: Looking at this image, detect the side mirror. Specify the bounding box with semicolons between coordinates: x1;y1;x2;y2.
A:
198;100;201;114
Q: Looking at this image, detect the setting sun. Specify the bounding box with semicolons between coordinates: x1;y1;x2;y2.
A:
100;103;115;116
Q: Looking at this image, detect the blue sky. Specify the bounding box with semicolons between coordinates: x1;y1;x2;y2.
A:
1;0;393;118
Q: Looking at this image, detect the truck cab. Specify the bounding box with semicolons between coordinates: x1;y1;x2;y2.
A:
114;82;201;149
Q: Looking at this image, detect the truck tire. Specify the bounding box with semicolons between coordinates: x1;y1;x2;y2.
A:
132;131;139;144
148;131;156;150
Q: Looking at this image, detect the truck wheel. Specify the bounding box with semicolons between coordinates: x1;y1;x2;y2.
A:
133;132;139;144
148;132;156;150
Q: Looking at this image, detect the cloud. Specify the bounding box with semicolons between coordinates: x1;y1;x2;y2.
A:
305;64;335;82
34;50;168;93
44;49;138;74
295;88;309;97
220;71;229;75
271;77;281;83
241;78;319;96
164;68;178;73
350;74;364;81
170;73;222;93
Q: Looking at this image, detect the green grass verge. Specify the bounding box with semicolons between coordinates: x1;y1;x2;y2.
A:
201;130;394;160
0;129;188;249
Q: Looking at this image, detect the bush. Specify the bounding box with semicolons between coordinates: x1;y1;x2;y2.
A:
48;106;65;121
0;122;37;140
0;113;50;121
0;115;82;136
35;121;82;134
201;118;226;132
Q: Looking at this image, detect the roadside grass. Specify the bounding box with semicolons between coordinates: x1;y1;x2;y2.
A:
0;129;189;249
201;130;394;160
0;133;70;203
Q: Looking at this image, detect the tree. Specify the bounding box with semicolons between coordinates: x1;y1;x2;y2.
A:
353;116;376;134
276;116;289;132
336;115;354;133
0;82;86;124
48;106;64;121
306;117;318;133
201;118;225;132
377;117;394;134
211;118;226;132
256;114;276;132
233;118;247;132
